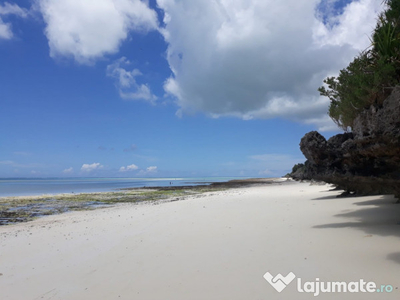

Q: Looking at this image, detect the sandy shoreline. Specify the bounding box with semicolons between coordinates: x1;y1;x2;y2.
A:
0;177;286;225
1;181;399;299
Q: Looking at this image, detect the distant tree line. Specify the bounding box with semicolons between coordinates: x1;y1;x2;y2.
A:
319;0;400;130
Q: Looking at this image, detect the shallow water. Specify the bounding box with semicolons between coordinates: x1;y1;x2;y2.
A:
0;177;245;197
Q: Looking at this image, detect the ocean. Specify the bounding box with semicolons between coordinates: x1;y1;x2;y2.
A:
0;177;244;197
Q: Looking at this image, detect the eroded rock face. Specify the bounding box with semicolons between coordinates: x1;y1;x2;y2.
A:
353;87;400;139
295;87;400;198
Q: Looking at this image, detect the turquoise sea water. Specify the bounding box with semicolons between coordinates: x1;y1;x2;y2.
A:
0;177;245;197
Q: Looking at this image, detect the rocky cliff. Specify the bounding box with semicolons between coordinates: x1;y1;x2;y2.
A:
294;86;400;199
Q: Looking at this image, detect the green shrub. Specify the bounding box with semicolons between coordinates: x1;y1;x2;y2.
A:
319;0;400;131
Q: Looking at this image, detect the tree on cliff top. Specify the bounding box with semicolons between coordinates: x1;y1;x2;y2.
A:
319;0;400;131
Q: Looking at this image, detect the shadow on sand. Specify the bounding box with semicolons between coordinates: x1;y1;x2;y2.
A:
312;194;346;201
313;194;400;263
387;252;400;264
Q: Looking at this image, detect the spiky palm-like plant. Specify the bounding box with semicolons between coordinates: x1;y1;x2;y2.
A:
318;0;400;130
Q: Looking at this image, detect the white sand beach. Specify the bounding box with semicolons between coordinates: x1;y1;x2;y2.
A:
0;181;399;299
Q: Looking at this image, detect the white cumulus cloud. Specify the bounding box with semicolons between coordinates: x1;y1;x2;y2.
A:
313;0;382;50
81;162;103;172
107;57;157;102
258;169;274;176
0;2;28;39
146;166;157;172
157;0;383;130
119;163;139;172
37;0;158;63
250;153;305;175
62;167;74;174
138;165;158;175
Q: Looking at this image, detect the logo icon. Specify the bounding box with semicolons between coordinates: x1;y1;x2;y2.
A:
263;272;296;292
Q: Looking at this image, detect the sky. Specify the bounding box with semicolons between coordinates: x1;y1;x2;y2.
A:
0;0;384;178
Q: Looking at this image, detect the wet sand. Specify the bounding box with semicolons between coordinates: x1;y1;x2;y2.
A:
0;177;283;225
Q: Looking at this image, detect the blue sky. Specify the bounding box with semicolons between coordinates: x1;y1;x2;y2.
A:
0;0;383;178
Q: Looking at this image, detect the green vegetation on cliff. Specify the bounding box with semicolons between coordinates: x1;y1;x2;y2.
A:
319;0;400;130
